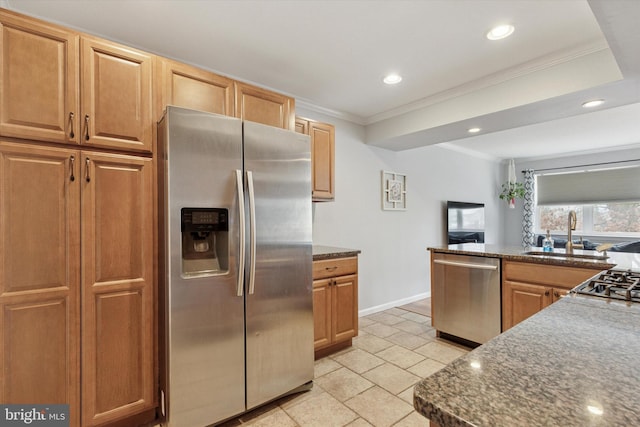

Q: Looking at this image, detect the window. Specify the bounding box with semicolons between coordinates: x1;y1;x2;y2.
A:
536;202;640;236
535;165;640;238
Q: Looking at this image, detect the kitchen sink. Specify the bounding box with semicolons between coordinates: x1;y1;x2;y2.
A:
523;251;609;260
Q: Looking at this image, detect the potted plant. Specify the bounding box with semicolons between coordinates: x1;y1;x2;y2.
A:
499;181;525;208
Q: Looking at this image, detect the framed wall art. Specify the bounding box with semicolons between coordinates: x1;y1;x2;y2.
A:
381;170;407;210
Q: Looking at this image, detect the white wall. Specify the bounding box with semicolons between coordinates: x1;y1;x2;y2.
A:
298;107;503;314
503;145;640;246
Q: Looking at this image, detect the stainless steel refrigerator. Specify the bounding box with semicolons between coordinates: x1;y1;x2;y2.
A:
157;106;314;427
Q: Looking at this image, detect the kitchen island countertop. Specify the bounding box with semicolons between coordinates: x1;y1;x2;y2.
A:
414;295;640;426
428;243;640;271
312;245;361;261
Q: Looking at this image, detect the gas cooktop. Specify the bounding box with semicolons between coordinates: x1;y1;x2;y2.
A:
573;270;640;303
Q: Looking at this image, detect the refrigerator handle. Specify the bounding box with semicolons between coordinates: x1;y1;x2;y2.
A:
247;170;257;295
235;169;245;297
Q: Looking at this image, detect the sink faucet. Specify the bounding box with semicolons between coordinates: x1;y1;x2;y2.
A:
565;210;583;254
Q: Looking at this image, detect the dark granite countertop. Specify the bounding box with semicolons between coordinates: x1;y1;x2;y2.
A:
414;295;640;426
428;243;640;271
312;245;361;261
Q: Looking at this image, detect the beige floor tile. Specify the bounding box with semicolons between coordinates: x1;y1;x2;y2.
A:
367;312;405;326
393;319;434;336
362;322;400;338
314;367;374;401
358;316;376;327
414;341;468;364
397;386;415;405
345;386;414;427
284;391;358;427
399;312;431;324
386;331;431;350
277;381;325;411
407;358;446;378
239;405;298;427
332;348;385;374
375;345;425;369
315;356;342;378
347;418;374;426
383;307;408;317
392;411;430;426
353;333;395;354
361;363;420;395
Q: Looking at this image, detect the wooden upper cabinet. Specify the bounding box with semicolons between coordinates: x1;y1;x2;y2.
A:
234;81;294;130
158;58;234;119
296;117;335;201
0;141;81;427
0;10;79;144
81;151;154;426
295;117;308;134
81;36;153;153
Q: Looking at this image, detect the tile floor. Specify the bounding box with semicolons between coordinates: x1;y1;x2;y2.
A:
220;300;471;427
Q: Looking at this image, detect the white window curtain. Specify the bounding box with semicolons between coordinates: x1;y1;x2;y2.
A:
537;166;640;206
522;169;535;247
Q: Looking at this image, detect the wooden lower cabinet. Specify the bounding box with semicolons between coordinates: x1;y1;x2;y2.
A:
502;261;602;330
81;152;155;426
312;256;358;357
0;141;155;427
0;141;81;426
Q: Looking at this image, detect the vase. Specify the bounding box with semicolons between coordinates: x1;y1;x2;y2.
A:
509;198;515;209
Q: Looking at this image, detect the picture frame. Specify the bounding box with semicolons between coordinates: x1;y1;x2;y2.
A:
382;170;407;210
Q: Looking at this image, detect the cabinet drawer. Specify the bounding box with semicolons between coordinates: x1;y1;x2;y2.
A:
313;257;357;279
504;261;602;289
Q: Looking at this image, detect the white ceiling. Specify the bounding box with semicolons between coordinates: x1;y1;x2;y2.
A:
5;0;640;160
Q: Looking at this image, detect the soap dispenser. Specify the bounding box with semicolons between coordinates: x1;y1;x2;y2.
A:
542;229;554;252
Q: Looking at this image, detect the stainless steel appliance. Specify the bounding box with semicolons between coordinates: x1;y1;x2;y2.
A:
432;252;501;344
157;106;313;427
572;269;640;303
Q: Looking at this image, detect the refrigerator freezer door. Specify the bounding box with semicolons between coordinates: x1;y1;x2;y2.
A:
161;107;245;426
243;121;314;409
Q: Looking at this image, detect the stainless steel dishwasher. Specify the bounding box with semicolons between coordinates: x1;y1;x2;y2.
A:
432;252;501;344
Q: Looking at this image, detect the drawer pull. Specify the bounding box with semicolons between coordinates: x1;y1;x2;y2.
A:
325;266;338;272
69;112;75;138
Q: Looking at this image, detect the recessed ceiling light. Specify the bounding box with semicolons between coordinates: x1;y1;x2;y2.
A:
383;74;402;85
468;127;481;133
582;99;605;108
486;24;514;40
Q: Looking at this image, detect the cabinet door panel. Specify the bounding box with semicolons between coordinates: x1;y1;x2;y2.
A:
333;275;357;342
0;12;78;143
502;281;551;330
160;59;234;117
313;279;332;349
234;81;294;130
0;142;80;426
309;122;334;200
81;37;152;153
81;151;153;426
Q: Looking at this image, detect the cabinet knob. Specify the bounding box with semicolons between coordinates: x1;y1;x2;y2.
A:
544;290;550;296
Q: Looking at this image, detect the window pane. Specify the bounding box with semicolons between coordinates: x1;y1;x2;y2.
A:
593;202;640;233
538;206;583;233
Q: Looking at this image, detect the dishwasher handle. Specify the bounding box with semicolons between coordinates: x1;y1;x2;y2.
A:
433;259;498;271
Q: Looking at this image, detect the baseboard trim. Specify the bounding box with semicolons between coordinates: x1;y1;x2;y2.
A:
358;292;430;317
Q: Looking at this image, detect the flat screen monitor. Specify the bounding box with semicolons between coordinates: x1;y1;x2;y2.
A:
447;201;485;244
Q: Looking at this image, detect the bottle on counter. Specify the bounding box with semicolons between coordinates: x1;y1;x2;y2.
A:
542;229;554;252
